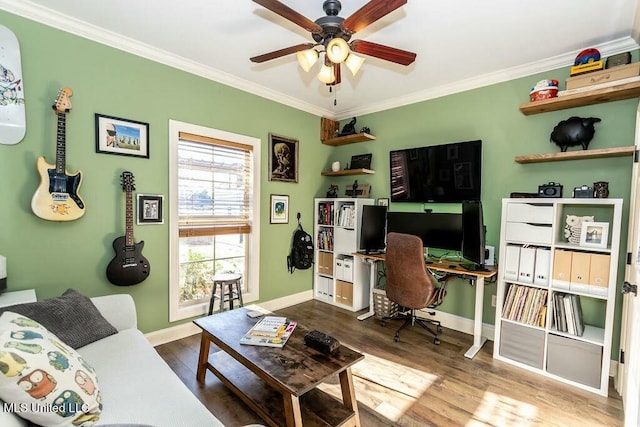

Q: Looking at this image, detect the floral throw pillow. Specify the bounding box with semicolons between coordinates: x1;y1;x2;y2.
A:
0;311;101;426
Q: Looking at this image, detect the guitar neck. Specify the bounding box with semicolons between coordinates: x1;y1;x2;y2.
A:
55;112;66;174
125;190;134;247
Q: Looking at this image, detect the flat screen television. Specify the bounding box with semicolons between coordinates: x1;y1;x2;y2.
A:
389;140;482;203
386;211;462;251
461;200;486;270
359;205;388;254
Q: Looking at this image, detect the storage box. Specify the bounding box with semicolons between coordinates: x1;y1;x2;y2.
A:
566;62;640;90
506;203;554;223
505;222;553;245
373;288;399;319
547;334;602;388
499;321;545;369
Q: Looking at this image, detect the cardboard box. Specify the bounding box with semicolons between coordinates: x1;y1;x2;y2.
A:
566;62;640;90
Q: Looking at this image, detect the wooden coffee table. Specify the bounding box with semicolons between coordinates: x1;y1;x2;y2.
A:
194;308;364;427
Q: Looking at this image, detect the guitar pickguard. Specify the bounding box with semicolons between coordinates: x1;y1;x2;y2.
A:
47;169;84;208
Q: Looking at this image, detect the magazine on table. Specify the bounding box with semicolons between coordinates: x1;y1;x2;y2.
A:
240;318;297;348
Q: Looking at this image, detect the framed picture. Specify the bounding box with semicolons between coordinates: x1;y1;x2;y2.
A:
268;133;298;183
377;198;389;206
137;194;164;225
580;221;609;248
270;194;289;224
95;114;149;158
345;184;371;198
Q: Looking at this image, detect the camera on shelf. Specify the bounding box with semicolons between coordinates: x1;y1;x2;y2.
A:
538;182;563;198
573;185;594;198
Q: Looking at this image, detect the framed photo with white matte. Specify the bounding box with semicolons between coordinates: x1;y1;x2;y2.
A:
579;221;609;248
137;194;164;225
270;194;289;224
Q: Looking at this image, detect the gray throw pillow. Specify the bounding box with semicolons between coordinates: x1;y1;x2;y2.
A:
0;288;117;348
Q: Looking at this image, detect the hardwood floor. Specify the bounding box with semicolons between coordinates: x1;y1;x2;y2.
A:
155;300;624;426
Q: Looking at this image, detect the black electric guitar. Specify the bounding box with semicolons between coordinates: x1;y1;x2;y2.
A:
106;171;150;286
31;87;86;221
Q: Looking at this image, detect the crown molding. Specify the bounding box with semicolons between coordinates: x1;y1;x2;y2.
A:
336;36;640;120
0;0;331;117
1;0;637;120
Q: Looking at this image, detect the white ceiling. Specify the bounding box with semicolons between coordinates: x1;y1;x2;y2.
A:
1;0;639;119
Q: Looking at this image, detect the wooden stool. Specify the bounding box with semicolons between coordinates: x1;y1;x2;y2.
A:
208;273;243;315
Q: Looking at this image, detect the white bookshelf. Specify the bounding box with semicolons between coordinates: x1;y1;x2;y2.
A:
313;198;374;312
493;198;622;396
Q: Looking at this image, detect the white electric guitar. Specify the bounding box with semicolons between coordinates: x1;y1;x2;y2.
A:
31;87;85;221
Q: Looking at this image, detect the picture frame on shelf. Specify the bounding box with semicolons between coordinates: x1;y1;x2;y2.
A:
137;194;164;225
579;221;609;248
95;114;149;158
268;133;298;183
270;194;289;224
376;198;389;206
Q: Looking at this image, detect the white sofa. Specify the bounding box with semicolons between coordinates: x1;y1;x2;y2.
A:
0;294;224;426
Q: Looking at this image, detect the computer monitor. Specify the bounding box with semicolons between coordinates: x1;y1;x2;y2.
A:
359;205;387;254
461;200;486;270
386;211;462;251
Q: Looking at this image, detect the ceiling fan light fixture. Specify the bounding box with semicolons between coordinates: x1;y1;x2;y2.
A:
344;53;365;76
296;48;318;72
317;63;335;84
326;37;350;63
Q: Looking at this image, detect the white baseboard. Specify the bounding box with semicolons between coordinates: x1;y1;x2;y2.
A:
146;292;617;381
145;290;314;346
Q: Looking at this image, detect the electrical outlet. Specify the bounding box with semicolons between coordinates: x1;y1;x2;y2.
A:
491;295;497;307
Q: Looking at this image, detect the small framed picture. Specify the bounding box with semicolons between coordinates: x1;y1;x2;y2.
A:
268;133;298;183
580;221;609;248
95;114;149;158
377;198;389;206
270;194;289;224
137;194;164;225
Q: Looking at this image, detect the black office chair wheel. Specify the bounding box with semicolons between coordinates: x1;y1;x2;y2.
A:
380;320;386;327
394;332;400;342
434;337;441;345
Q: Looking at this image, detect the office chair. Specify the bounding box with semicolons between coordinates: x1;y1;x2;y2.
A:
382;232;444;345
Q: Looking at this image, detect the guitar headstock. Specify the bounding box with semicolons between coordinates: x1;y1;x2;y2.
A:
52;87;73;113
121;171;136;193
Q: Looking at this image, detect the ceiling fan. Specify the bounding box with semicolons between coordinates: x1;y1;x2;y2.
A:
250;0;416;86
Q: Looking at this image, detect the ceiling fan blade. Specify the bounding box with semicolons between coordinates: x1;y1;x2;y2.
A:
350;40;416;66
253;0;323;34
250;43;314;63
341;0;407;34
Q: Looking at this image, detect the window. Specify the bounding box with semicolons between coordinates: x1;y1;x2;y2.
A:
169;121;260;321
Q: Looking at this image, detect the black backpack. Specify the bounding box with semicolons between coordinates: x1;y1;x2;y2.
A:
287;217;314;273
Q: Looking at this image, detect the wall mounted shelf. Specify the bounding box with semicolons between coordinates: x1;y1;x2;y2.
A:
321;168;375;177
321;133;376;146
519;80;640;115
515;146;636;164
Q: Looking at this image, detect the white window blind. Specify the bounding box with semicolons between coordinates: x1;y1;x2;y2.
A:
178;132;253;236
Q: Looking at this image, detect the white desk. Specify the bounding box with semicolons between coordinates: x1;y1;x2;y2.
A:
354;253;497;359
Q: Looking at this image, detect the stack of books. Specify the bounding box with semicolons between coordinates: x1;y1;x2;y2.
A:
240;316;297;348
552;293;585;337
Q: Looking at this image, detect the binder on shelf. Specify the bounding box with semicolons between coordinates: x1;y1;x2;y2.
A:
518;247;536;284
534;248;551;286
552;250;572;290
504;245;520;281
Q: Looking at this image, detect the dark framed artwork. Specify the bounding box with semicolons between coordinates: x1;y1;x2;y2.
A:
268;133;298;183
95;113;149;158
137;194;164;225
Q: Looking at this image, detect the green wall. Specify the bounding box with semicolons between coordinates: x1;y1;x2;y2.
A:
1;11;636;361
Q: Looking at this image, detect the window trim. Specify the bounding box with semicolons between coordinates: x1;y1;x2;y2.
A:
169;120;261;322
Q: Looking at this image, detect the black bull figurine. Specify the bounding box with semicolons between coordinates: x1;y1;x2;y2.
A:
550;116;601;152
